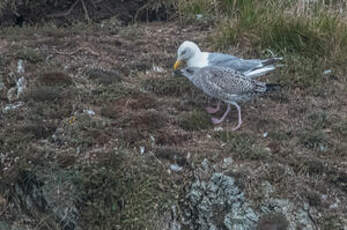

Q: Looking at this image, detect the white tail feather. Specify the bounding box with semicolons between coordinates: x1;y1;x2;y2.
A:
244;66;276;79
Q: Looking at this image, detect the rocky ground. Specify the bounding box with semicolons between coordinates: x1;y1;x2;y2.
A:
0;8;347;230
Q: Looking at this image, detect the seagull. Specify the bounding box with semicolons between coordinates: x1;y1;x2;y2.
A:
175;66;280;130
173;41;283;79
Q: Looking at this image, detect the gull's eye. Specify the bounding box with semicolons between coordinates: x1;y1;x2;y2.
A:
181;50;187;55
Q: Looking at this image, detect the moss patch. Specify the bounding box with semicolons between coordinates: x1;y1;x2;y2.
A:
76;150;175;229
86;68;123;85
36;72;73;87
178;109;212;131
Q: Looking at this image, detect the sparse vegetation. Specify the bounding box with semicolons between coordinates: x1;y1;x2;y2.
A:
86;68;123;85
1;0;347;229
215;131;270;160
179;109;212;131
75;150;175;229
299;129;330;151
142;76;198;97
15;47;44;63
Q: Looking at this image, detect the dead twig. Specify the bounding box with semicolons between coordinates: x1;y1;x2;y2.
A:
47;0;80;18
54;47;99;56
47;0;91;21
80;0;91;22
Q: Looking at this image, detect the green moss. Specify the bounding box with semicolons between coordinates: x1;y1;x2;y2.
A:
178;109;212;131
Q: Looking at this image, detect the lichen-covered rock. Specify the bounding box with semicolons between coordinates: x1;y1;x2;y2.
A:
181;159;258;230
259;199;316;230
181;159;318;230
12;169;80;230
7;87;17;102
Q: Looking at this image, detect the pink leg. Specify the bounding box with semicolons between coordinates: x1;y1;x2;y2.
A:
206;101;221;114
231;102;242;131
211;104;230;124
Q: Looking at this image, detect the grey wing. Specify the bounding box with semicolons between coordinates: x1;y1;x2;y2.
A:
208;53;263;73
200;67;257;96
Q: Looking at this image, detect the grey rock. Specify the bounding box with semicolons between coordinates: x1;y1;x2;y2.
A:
183;161;258;230
13;169;80;230
181;160;318;230
7;87;17;102
16;77;27;99
259;198;317;230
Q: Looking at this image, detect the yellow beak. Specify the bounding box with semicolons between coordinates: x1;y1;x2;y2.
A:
173;60;182;70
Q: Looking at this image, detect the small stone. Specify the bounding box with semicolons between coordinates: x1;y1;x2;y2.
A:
17;59;25;74
2;102;24;113
323;69;332;75
196;14;203;20
170;164;183;172
16;77;27;98
152;65;165;73
214;127;223;132
83;109;96;116
7;87;17;102
222;157;233;168
56;128;64;134
140;146;145;154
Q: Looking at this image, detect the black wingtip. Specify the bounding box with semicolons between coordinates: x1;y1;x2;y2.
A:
265;83;281;92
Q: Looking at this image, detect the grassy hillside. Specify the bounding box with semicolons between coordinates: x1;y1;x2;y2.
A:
0;0;346;229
